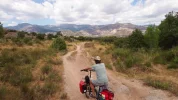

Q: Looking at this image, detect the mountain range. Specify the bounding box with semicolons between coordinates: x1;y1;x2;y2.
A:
6;23;147;37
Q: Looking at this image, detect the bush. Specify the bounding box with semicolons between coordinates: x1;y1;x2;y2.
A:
8;67;33;86
0;48;47;85
20;84;35;100
23;37;33;45
47;58;62;65
128;29;145;48
41;65;52;74
47;34;54;40
114;38;128;48
0;86;6;100
159;12;178;49
0;22;4;38
11;38;24;46
167;63;178;69
112;48;131;59
47;71;62;82
144;77;178;96
145;77;170;90
125;56;140;68
36;34;45;40
17;31;26;39
42;82;57;95
51;37;66;51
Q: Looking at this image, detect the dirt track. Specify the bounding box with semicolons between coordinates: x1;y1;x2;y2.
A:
63;43;178;100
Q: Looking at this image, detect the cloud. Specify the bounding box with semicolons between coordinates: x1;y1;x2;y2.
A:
8;21;18;26
0;0;178;26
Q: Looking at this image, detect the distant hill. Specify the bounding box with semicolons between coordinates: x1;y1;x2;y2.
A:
6;23;147;37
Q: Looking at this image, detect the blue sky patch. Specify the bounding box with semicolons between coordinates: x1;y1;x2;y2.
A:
33;0;44;3
131;0;145;5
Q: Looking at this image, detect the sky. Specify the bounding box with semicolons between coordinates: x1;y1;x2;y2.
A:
0;0;178;27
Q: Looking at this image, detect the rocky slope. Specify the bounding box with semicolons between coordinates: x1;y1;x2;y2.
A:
6;23;146;37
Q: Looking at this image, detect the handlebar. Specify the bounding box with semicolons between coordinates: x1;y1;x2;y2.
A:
80;69;93;78
80;69;94;72
80;69;89;72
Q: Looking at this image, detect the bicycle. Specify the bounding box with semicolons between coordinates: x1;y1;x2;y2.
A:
79;69;114;100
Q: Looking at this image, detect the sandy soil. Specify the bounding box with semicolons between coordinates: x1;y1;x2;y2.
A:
63;43;178;100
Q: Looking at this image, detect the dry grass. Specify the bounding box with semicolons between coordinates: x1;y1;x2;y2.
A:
83;41;178;96
144;75;178;96
84;42;114;70
0;40;66;100
66;42;77;52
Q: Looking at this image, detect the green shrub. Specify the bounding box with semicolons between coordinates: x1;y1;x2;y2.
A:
47;71;62;82
51;37;66;51
23;37;33;45
114;38;128;48
17;31;26;39
36;34;45;40
145;77;170;90
106;64;112;70
173;57;178;64
41;65;52;74
42;82;57;95
167;63;178;69
125;56;140;68
47;58;62;65
0;49;39;67
9;67;33;86
0;48;47;85
114;61;126;72
47;34;54;40
20;84;35;100
11;38;24;46
0;86;7;100
144;61;152;67
144;77;178;96
113;48;130;59
34;39;42;44
128;29;145;48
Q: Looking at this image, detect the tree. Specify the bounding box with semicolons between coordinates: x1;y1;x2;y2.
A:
31;32;37;36
144;25;160;48
56;31;63;36
159;11;178;49
0;22;4;38
36;33;45;40
51;37;66;51
17;31;26;38
128;29;145;48
47;34;54;40
114;37;129;48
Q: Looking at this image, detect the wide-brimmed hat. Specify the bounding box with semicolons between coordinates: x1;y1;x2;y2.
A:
92;56;101;60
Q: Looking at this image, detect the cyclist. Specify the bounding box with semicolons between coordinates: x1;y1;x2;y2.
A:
81;56;108;98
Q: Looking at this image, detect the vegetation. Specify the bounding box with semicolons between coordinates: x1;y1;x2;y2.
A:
144;25;160;48
128;29;145;48
0;40;65;99
17;31;26;38
36;33;45;40
159;11;178;49
83;11;178;96
0;22;4;38
51;37;67;51
144;76;178;95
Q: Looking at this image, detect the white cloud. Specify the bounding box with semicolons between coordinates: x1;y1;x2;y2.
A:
0;0;178;25
8;21;18;26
